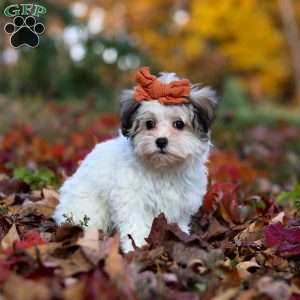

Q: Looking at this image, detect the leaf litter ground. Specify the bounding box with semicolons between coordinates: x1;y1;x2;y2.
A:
0;115;300;300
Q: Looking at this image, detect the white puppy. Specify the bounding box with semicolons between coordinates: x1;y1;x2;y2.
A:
53;69;217;252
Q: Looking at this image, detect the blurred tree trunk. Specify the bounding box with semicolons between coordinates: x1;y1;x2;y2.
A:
278;0;300;106
0;16;6;62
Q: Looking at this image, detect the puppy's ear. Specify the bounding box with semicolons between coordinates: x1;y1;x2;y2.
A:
189;85;218;133
120;89;140;137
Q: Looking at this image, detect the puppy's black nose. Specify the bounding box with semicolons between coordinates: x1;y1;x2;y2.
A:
156;137;168;149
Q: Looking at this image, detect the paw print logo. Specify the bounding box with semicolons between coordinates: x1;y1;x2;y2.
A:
4;16;45;48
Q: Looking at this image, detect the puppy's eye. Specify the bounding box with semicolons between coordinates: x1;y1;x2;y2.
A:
173;120;185;130
145;120;155;130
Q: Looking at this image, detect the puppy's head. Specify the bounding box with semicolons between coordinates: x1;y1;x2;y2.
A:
120;72;218;169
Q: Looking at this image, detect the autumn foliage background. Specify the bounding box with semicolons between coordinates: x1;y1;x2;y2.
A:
0;1;300;299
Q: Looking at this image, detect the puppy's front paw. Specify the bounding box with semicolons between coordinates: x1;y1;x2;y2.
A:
178;223;190;235
121;238;135;253
120;234;149;253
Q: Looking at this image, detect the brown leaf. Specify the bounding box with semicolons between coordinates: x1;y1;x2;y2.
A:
146;213;207;248
49;249;93;277
126;246;165;271
167;242;208;267
236;259;260;279
291;277;300;295
217;264;241;289
63;279;85;300
234;220;265;246
237;289;258;300
52;224;83;243
211;288;239;300
1;194;15;206
77;227;100;250
256;276;289;300
21;195;59;218
2;274;51;300
76;227;105;265
105;234;125;279
0;179;30;196
42;188;59;200
206;218;228;240
104;234;137;300
84;270;119;300
262;249;289;271
1;224;19;250
0;217;11;241
271;212;286;224
25;242;62;261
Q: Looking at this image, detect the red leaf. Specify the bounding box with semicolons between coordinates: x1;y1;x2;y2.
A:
4;230;46;255
166;290;199;300
289;294;300;300
16;230;46;248
264;223;285;247
203;182;237;215
264;223;300;257
51;144;65;159
0;260;10;286
278;243;300;257
98;114;119;127
264;223;300;248
256;196;277;215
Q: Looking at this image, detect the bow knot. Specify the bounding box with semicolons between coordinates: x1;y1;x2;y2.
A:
133;67;191;105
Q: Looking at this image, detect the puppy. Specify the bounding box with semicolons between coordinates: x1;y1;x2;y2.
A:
53;67;218;252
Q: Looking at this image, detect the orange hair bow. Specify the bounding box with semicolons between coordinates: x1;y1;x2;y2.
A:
133;67;191;105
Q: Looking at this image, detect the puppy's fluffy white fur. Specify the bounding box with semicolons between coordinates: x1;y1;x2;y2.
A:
53;72;217;252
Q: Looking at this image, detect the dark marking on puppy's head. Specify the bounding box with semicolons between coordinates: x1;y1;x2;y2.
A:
120;90;141;137
189;85;218;136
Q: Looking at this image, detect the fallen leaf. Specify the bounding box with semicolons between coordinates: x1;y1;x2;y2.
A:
76;227;103;265
166;290;199;300
234;220;264;246
24;242;62;261
2;274;51;300
256;276;289;300
4;230;46;255
271;212;286;224
264;223;300;247
105;234;126;279
1;224;19;250
0;179;30;196
264;223;300;257
212;288;239;300
52;224;83;243
63;279;85;300
104;234;137;299
236;259;260;279
77;227;100;251
21;196;59;218
206;218;228;240
0;216;11;241
84;269;118;300
166;242;208;267
50;249;93;277
146;213;207;248
0;260;10;286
